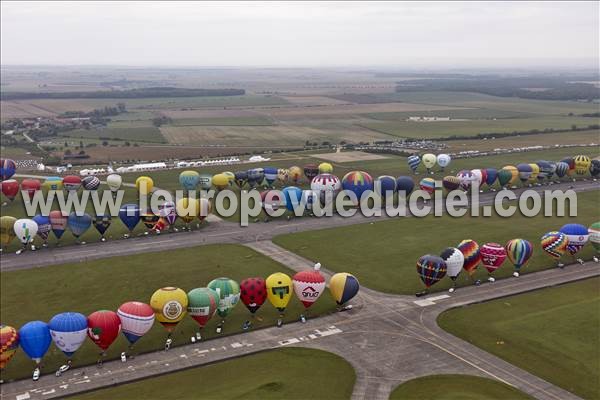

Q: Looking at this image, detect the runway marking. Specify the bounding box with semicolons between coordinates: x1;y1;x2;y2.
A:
413;294;450;307
15;394;30;400
279;325;342;346
41;390;55;395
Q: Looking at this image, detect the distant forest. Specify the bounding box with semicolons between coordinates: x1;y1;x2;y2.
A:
0;87;245;100
394;76;600;101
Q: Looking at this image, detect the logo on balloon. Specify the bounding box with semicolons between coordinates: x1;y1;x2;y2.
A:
301;286;320;298
271;286;289;299
163;301;183;320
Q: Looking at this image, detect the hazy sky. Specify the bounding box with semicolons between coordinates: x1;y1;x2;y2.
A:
1;1;598;67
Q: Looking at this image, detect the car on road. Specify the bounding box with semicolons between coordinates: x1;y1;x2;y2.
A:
32;368;40;381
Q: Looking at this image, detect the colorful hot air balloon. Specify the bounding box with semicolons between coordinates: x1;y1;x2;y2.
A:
282;186;303;212
19;321;51;364
517;163;533;184
234;171;248;189
440;247;464;287
329;273;359;306
471;169;485;189
311;174;341;205
0;159;17;181
480;243;507;281
159;201;177;226
289;166;303;184
266;272;293;313
417;255;447;289
0;216;17;248
293;264;326;309
374;175;397;198
43;176;63;191
240;278;267;314
140;209;160;231
223;171;235;186
176;197;199;224
187;288;219;328
496;168;512;188
505;239;533;275
1;179;19;201
589;160;600;178
456;170;475;191
559;223;590;258
318;162;333;174
93;214;112;239
48;312;88;357
81;176;100;191
559;157;576;177
442;176;461;192
541;231;568;261
341;171;374;204
67;212;92;239
14;218;38;246
207;278;240;319
263;167;278;187
212;173;230;191
277;168;289;184
422;153;436;173
106;174;122;193
437;154;451;171
117;302;155;345
21;178;41;200
485;168;498;188
589;222;600;253
63;175;82;192
247;168;265;189
119;203;140;233
260;190;283;216
536;161;552;183
396;176;414;196
32;214;51;245
500;165;518;186
179;170;200;191
407;155;421;173
458;239;480;276
419;177;436;194
574;155;591;175
87;310;121;351
0;324;19;371
198;174;212;190
150;287;188;333
303;164;319;181
554;161;569;179
49;210;68;240
527;163;540;183
135;176;154;196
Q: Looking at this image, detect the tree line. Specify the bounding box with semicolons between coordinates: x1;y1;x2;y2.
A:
1;87;245;100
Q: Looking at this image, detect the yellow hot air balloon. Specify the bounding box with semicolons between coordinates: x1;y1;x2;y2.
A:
266;272;292;312
176;197;199;224
135;176;154;196
150;287;188;333
422;154;437;171
277;168;289;183
329;272;360;306
212;173;229;190
574;155;591;175
318;162;333;174
528;163;540;183
223;171;235;185
42;177;63;192
501;165;519;185
0;216;17;248
288;166;303;183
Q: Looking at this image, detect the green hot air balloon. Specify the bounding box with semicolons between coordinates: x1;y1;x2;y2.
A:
496;169;513;188
187;288;219;331
207;278;240;330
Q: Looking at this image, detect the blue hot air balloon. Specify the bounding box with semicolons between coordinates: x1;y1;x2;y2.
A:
485;168;498;187
554;162;569;178
1;158;17;181
341;171;374;204
263;167;278;187
247;168;264;189
33;214;52;243
119;204;141;232
282;186;303;212
19;321;52;364
375;175;397;197
48;312;88;358
407;155;421;173
93;214;112;237
396;176;415;196
67;212;92;239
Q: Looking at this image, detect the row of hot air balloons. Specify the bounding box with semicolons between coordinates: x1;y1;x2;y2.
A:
407;153;451;174
416;222;599;294
0;268;359;376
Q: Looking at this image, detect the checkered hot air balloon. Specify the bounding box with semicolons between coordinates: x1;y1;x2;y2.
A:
0;324;19;370
457;239;480;275
541;231;568;260
505;239;533;273
417;255;447;289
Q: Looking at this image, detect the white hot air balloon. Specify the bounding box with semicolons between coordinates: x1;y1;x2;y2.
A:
14;218;38;252
437;154;451;170
440;247;465;292
106;174;123;193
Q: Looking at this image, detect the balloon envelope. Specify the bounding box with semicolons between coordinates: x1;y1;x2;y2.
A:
81;176;100;191
48;312;88;357
106;174;122;192
117;302;155;344
437;154;451;168
589;222;600;252
458;239;480;275
119;204;140;232
396;176;414;196
266;272;293;312
49;211;68;239
0;324;19;369
422;154;436;169
19;321;51;363
93;214;112;236
559;223;589;255
341;171;374;204
505;239;533;271
187;288;219;327
87;310;121;351
150;287;188;332
67;212;92;238
480;243;507;274
0;216;17;247
440;247;464;279
179;170;200;191
63;175;82;192
282;186;303;212
417;255;447;288
135;176;154;195
14;218;38;245
541;231;568;260
407;155;421;172
1;179;19;201
293;267;326;309
32;215;51;242
303;164;319;181
329;273;359;305
0;159;17;181
240;278;267;314
207;278;240;318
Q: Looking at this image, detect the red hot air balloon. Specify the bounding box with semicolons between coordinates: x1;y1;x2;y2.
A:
293;263;326;309
87;310;121;353
20;179;41;200
63;175;82;192
240;277;267;314
1;179;20;201
480;243;507;282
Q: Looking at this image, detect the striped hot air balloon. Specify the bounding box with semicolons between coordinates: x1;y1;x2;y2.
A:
505;239;533;276
541;231;568;260
457;239;480;276
117;302;155;345
407;155;421;173
416;255;447;289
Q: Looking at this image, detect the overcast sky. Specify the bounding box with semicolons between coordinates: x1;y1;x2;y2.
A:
1;1;598;67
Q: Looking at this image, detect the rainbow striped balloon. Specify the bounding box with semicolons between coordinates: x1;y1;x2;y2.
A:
457;239;480;275
540;231;568;260
505;239;533;271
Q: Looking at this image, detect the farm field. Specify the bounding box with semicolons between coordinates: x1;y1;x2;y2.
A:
0;244;338;381
72;348;356;400
272;190;599;294
389;375;533;400
171;116;274;127
58;126;166;143
438;278;600;399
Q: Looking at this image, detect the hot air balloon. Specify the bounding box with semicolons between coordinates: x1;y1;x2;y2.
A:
303;164;319;181
541;231;568;266
527;163;539;184
311;174;341;206
559;157;576;178
574;155;591;175
0;216;17;250
282;186;303;213
374;175;397;199
590;160;600;179
93;214;112;240
500;165;518;187
301;189;318;213
240;278;267;315
1;179;19;202
32;214;51;247
536;161;552;184
198;198;212;223
554;161;569;180
119;203;140;234
207;278;240;329
422;154;436;174
81;176;100;191
480;243;507;282
49;210;68;241
396;176;415;197
437;154;451;171
234;171;248;189
223;171;235;186
263;167;278;187
187;288;219;335
293;264;326;314
140;209;160;233
407;155;421;174
176;197;199;228
456;170;475;191
43;176;63;192
68;212;92;241
198;174;212;191
329;272;359;306
21;178;41;201
318;162;333;174
212;173;229;191
440;247;464;292
14;218;38;251
416;255;447;292
442;176;461;192
559;223;590;262
277;168;289;184
470;169;485;190
63;175;82;192
485;168;498;189
505;239;533;276
260;190;283;219
419;177;436;195
0;324;19;371
289;166;303;184
18;321;51;367
150;287;188;335
117;302;155;347
179;170;200;192
247;168;264;189
0;159;17;181
87;310;121;365
589;222;600;254
105;174;122;194
48;312;88;359
159;201;178;228
341;171;374;205
135;176;154;196
266;272;293;325
458;239;480;278
496;168;512;189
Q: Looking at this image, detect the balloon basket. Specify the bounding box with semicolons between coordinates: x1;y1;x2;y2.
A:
415;290;428;297
276;318;283;328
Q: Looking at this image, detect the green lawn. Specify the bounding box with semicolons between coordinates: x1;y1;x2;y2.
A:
389;375;533;400
72;348;355;400
273;191;599;294
171;116;274;127
0;244;338;381
438;278;600;399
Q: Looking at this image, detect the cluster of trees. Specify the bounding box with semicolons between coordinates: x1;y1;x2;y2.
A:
152;116;173;127
61;103;126;118
1;87;245;100
439;124;600;142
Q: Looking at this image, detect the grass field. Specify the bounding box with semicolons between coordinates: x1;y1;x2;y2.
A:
59;126;166;143
438;278;600;399
72;348;356;400
389;375;533;400
171;116;275;127
272;191;599;294
0;244;338;381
